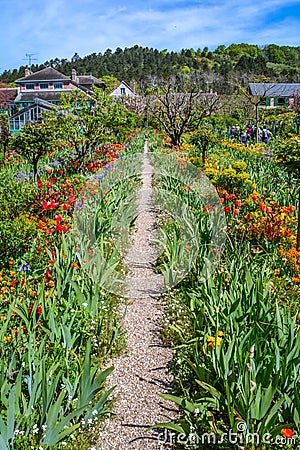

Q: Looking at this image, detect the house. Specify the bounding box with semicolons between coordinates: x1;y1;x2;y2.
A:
3;67;106;131
249;82;300;107
109;81;136;98
13;67;105;110
0;88;18;114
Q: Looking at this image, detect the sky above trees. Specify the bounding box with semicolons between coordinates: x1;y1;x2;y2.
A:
1;0;300;71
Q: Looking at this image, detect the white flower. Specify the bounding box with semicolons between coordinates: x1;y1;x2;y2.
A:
82;302;88;308
92;409;98;416
42;425;47;431
194;408;200;415
88;418;93;424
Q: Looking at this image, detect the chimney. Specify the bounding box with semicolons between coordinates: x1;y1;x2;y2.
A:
25;68;31;77
114;82;118;89
133;82;136;94
71;69;77;81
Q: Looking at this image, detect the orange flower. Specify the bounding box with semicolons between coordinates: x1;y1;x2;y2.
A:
71;262;79;269
281;428;294;439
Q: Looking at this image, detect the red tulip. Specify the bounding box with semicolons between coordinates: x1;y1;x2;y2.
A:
36;304;42;316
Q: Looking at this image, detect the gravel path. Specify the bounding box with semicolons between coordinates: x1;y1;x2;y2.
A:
98;140;177;449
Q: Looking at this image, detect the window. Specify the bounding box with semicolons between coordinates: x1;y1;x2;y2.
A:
54;82;63;89
277;97;285;106
26;83;35;90
40;83;49;89
120;87;126;95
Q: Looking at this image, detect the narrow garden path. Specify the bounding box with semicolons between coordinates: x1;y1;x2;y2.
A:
98;140;177;449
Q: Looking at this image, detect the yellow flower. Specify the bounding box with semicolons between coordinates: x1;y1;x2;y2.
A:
207;335;223;349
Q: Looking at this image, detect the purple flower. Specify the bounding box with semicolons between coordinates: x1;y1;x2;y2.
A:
18;263;31;272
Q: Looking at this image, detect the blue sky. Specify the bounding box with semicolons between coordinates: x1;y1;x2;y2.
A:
1;0;300;72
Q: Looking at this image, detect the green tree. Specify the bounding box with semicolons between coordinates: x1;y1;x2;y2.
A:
275;135;300;250
50;87;137;166
8;121;56;181
188;126;218;163
0;113;10;159
101;75;120;94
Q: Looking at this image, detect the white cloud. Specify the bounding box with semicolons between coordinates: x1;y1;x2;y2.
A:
1;0;300;70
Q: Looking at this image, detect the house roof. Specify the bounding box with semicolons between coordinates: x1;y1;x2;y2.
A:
0;88;18;104
9;101;56;119
77;75;105;87
249;83;300;98
16;67;69;83
14;90;73;103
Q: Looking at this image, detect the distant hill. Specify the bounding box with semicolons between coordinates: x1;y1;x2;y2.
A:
1;43;300;93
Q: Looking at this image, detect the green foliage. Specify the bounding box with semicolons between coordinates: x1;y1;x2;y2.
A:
275;135;300;249
0;113;10;158
101;75;120;94
8;121;57;180
0;171;37;220
158;259;300;447
2;43;300;88
188;126;218;163
0;214;37;264
49;88;137;166
0;168;38;263
275;135;300;178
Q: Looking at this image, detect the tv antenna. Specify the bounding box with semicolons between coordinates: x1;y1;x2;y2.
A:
23;53;38;65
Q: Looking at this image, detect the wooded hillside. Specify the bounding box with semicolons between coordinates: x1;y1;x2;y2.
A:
1;43;300;92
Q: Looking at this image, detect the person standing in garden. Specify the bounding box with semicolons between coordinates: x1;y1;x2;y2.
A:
262;127;272;144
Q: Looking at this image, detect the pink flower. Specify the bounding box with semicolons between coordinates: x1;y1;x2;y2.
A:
43;200;59;210
68;195;76;204
55;214;63;224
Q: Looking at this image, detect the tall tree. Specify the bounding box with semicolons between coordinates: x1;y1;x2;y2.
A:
146;74;222;146
9;121;56;181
